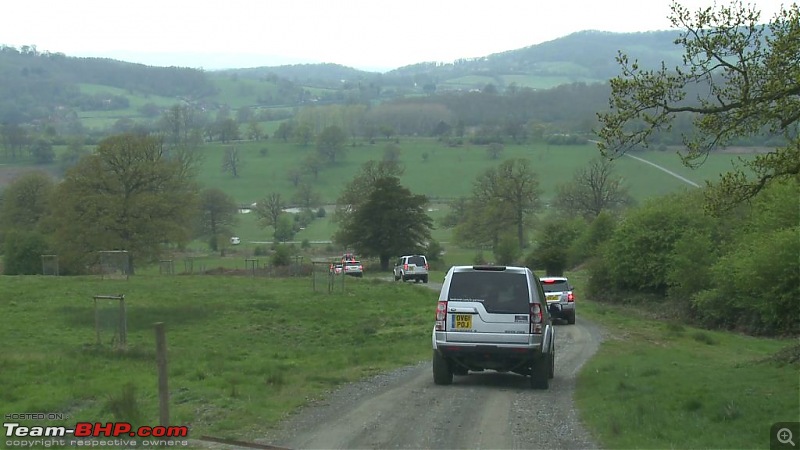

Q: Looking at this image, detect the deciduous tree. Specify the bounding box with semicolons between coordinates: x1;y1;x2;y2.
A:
221;146;240;177
456;158;541;250
334;160;404;226
50;133;198;273
197;188;239;253
552;158;634;219
597;1;799;210
0;170;54;232
316;125;347;164
335;176;432;270
255;192;285;230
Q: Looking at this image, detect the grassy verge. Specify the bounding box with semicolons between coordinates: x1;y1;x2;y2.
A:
574;296;799;449
0;274;437;444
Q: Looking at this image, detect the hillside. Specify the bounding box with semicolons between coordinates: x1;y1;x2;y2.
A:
0;30;685;126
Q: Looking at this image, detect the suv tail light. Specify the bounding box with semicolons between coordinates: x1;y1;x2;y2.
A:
404;263;409;271
530;303;543;334
567;292;574;302
425;263;429;270
435;301;447;331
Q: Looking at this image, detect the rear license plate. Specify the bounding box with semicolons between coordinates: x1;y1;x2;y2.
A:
546;295;560;301
454;314;472;329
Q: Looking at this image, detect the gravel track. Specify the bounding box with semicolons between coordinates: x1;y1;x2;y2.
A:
198;281;604;450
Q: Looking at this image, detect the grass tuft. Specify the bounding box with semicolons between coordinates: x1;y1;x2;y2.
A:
104;382;140;423
640;367;660;377
714;400;742;422
664;321;685;334
683;398;703;412
609;417;622;437
691;331;717;345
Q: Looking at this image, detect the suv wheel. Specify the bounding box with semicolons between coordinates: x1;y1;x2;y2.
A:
432;350;453;385
548;347;555;379
422;275;429;284
568;312;576;325
529;354;550;389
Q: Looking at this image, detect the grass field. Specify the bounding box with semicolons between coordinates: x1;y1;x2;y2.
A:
569;273;800;449
194;137;748;207
2;270;796;449
0;274;438;443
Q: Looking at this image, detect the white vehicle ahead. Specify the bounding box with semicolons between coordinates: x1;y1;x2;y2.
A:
393;255;429;283
540;276;576;324
432;265;555;389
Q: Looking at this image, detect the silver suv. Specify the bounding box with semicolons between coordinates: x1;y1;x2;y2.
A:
432;265;555;389
540;276;575;324
393;255;429;283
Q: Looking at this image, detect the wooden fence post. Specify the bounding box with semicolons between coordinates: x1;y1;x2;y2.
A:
154;322;169;426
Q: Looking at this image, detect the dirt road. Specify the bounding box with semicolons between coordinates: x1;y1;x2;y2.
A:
257;280;603;449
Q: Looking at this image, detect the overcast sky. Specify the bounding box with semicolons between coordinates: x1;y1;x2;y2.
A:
0;0;790;71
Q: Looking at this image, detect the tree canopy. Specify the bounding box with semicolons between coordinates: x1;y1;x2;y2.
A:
552;158;634;219
597;1;799;209
197;187;239;253
333;160;405;226
455;158;541;250
334;176;432;270
50;134;198;273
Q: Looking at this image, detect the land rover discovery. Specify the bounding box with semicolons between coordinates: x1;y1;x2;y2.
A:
431;265;555;389
394;255;429;283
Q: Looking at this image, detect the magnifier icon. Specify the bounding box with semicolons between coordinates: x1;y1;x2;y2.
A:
778;428;795;446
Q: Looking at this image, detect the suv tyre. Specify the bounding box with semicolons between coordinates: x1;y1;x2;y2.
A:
530;354;550;389
432;350;453;385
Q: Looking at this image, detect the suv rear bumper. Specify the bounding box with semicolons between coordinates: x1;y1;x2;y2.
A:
547;302;575;320
432;329;550;372
433;343;544;373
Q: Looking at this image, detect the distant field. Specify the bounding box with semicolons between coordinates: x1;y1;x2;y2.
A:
195;138;748;206
193;138;758;246
0;134;766;249
76;83;181;130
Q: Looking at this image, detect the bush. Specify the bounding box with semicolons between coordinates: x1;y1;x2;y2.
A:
425;239;444;262
271;244;293;267
3;231;50;275
526;216;585;276
603;192;712;295
692;226;799;335
493;234;520;266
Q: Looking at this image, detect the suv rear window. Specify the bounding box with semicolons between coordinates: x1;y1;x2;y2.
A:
448;271;530;313
407;256;426;266
541;280;570;292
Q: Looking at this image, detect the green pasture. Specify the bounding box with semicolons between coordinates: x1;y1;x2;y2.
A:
0;275;438;443
195;137;750;208
575;300;798;448
209;76;278;109
567;271;799;449
76;83;182;130
1;268;795;448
